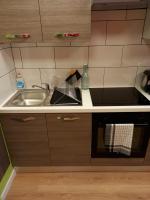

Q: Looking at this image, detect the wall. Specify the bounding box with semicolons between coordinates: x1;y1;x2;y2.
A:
0;45;16;104
3;9;150;91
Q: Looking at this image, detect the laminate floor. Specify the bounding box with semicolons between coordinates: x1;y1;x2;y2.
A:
6;172;150;200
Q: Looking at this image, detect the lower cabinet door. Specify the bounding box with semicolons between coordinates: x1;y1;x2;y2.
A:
0;114;50;166
0;127;10;180
46;114;91;165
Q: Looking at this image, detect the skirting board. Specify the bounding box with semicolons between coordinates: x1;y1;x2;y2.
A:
16;166;150;173
1;169;16;200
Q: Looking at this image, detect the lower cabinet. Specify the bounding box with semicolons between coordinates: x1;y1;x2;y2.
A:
0;127;10;180
0;113;91;167
46;114;91;165
0;114;50;166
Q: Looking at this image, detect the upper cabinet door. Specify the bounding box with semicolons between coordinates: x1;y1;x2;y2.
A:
39;0;91;43
0;0;42;43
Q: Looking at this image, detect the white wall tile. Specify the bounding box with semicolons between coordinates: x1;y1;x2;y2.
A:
104;67;137;87
122;45;150;67
126;9;146;20
70;42;90;46
90;21;106;45
106;20;144;45
11;43;36;48
12;48;23;68
55;47;88;68
37;42;70;47
0;48;14;77
16;69;41;89
40;68;56;88
89;46;122;68
0;70;16;105
0;44;11;50
20;47;55;68
89;68;104;87
41;68;82;88
92;10;126;21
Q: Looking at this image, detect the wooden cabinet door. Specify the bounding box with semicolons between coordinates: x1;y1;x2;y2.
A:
0;114;50;166
46;113;91;165
0;127;10;181
0;0;42;43
144;138;150;165
39;0;91;43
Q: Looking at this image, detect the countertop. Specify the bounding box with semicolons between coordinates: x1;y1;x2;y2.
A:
0;86;150;113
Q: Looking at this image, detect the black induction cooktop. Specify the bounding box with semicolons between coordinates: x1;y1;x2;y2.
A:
90;87;150;106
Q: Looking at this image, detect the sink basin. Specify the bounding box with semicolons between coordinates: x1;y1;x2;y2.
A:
4;89;50;107
4;88;82;107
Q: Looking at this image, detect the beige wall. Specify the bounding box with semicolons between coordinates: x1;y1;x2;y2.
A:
1;9;150;90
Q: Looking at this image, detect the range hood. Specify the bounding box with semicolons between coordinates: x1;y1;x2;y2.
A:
92;0;148;10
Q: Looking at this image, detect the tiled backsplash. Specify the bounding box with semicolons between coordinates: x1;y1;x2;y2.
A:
0;46;16;104
1;9;150;93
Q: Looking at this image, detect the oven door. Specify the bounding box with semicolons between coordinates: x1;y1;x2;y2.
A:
92;113;150;158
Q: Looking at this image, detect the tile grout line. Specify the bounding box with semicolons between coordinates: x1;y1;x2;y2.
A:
19;48;23;68
10;46;17;80
102;67;106;88
54;47;56;69
141;8;148;44
134;66;139;87
39;68;42;86
120;46;124;67
105;21;107;45
5;43;150;48
37;0;44;41
88;46;90;66
0;69;16;79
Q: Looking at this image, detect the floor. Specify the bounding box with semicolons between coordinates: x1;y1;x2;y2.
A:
7;172;150;200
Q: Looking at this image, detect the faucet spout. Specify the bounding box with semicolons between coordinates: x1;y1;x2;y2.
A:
32;83;50;93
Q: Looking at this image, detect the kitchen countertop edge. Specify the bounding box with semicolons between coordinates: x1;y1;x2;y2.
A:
1;87;150;113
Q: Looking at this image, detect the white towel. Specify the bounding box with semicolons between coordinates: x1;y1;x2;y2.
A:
113;124;134;156
104;123;134;156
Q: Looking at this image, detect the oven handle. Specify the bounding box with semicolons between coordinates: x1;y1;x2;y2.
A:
134;124;150;126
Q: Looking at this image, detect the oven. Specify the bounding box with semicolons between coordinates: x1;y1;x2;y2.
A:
91;112;150;158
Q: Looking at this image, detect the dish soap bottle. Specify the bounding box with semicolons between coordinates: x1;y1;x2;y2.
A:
16;72;25;89
81;64;89;90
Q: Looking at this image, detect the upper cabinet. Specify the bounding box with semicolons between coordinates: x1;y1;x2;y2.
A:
0;0;91;43
0;0;42;43
39;0;91;42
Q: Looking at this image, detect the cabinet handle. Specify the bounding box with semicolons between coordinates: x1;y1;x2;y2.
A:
57;116;80;121
4;33;30;40
55;32;80;39
11;117;36;122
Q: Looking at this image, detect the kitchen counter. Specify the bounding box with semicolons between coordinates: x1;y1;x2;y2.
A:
0;87;150;113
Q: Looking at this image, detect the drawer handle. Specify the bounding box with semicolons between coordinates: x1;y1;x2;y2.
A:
11;117;36;122
57;117;80;121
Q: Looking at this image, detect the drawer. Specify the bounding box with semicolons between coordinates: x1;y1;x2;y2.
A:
46;114;91;132
1;114;47;142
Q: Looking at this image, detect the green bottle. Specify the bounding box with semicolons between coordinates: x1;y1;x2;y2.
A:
81;64;89;90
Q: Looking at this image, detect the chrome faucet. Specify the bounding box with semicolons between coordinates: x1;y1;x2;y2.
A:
32;83;50;93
